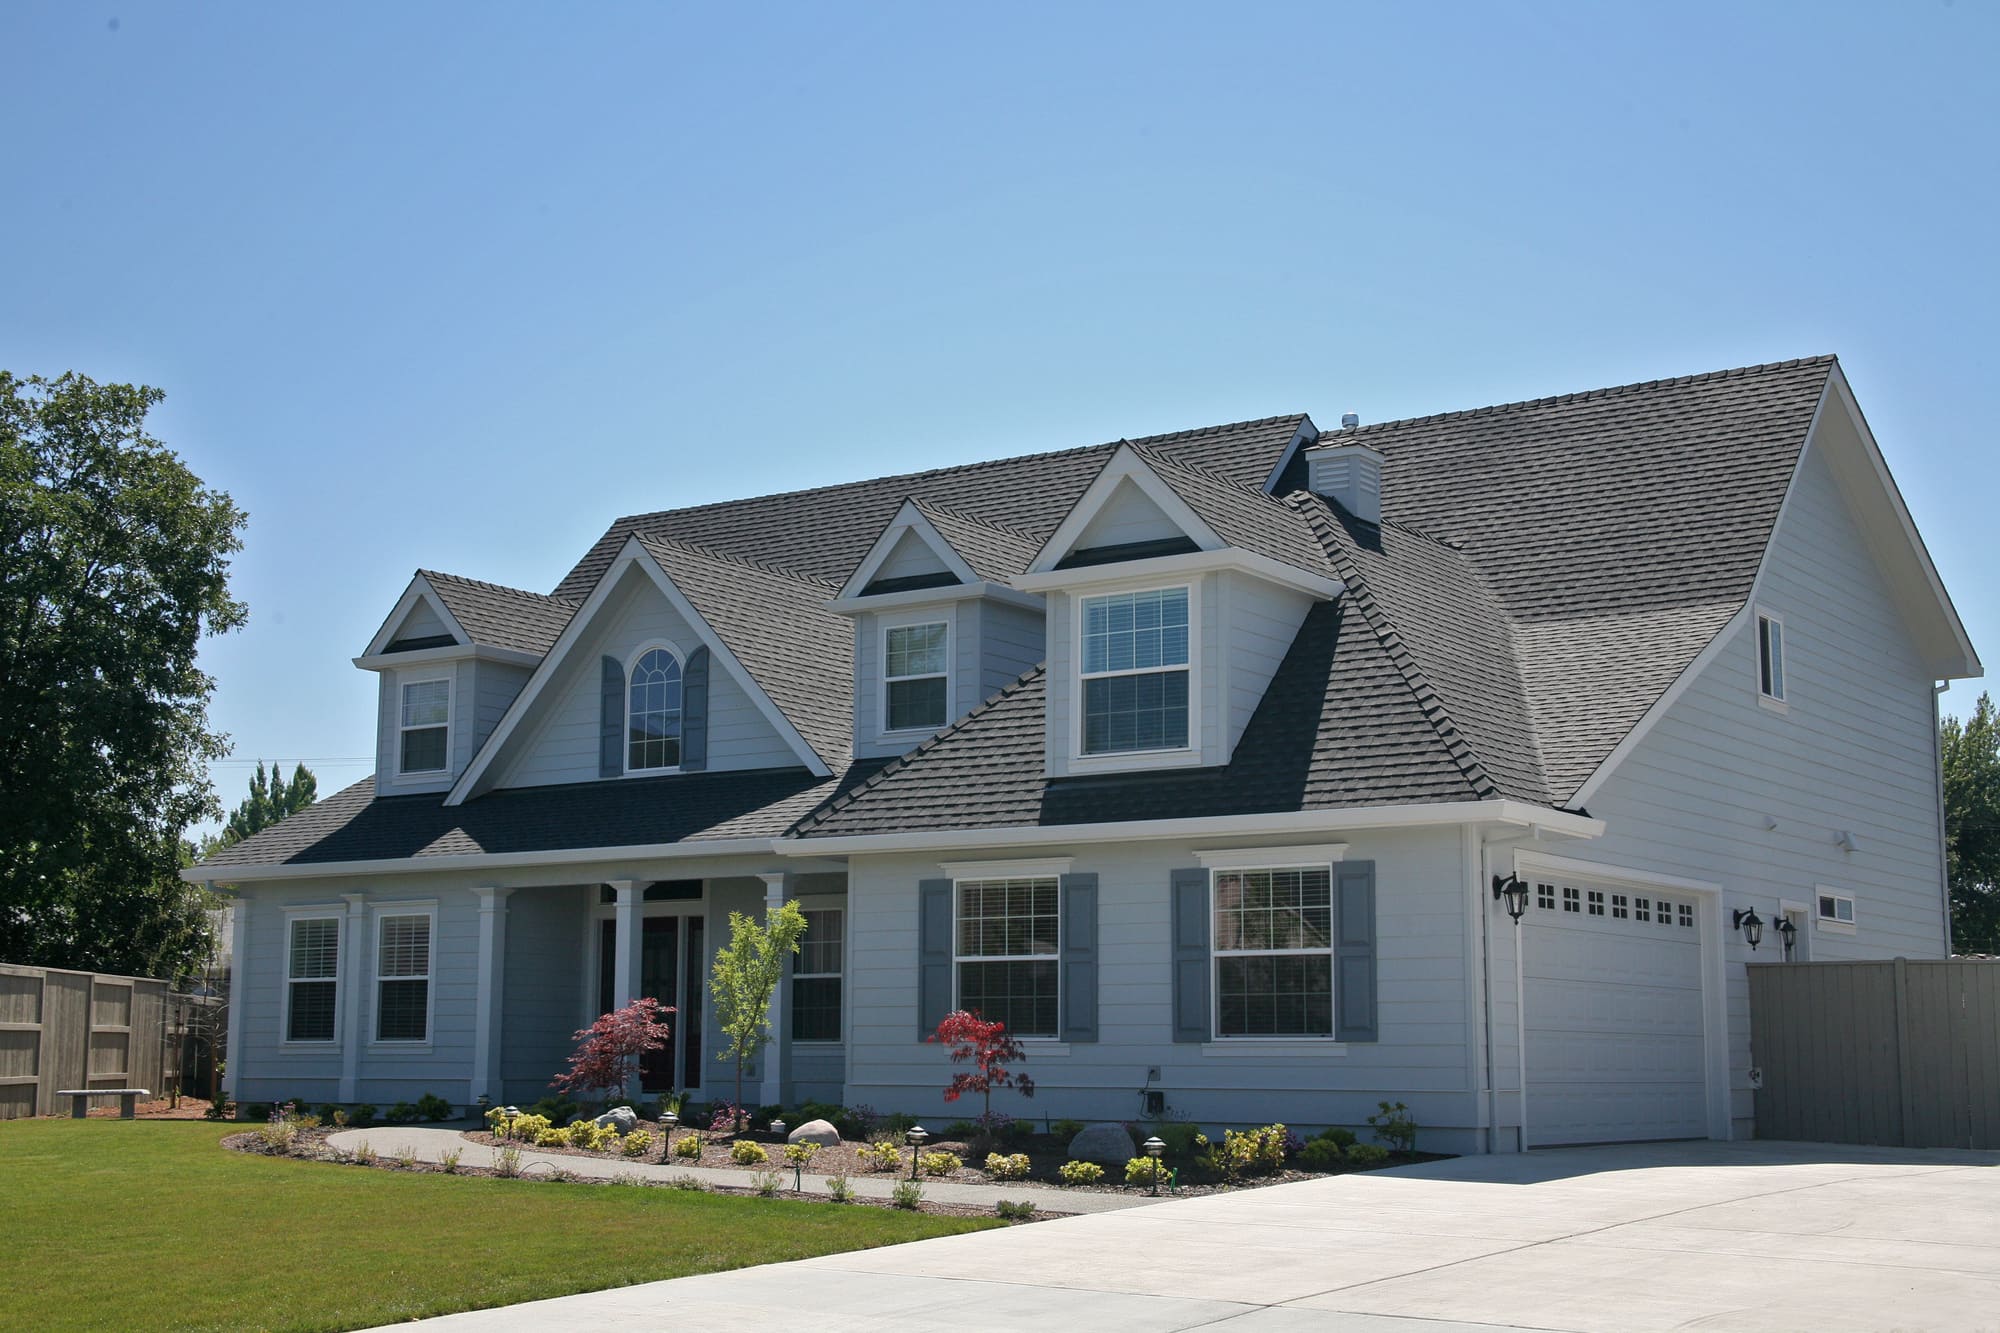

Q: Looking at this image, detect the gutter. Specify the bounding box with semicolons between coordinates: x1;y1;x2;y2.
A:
179;836;784;886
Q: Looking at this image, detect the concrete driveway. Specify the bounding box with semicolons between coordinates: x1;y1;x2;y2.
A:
398;1140;2000;1331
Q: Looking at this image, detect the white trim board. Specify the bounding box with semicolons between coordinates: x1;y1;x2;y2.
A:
362;575;471;658
1024;444;1227;575
835;500;979;600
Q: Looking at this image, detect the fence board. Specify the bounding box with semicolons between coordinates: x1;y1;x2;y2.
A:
0;963;188;1118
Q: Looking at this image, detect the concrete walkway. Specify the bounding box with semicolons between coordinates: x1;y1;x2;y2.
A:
374;1138;2000;1331
323;1125;1155;1215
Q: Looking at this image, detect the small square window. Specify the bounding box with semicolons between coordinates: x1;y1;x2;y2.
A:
1536;883;1555;911
1562;886;1580;913
1587;890;1605;917
1635;897;1652;923
1818;893;1855;924
1678;903;1695;929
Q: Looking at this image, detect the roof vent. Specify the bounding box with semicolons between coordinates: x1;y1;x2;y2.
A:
1303;440;1384;525
1340;412;1360;429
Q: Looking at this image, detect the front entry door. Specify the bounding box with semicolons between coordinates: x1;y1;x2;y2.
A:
598;914;705;1092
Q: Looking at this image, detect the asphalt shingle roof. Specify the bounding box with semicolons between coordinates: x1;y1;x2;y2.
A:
909;500;1042;583
419;571;578;657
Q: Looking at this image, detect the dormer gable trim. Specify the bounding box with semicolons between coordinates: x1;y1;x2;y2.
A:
445;536;831;805
824;579;1043;617
836;500;978;600
1012;546;1344;601
1025;444;1227;575
1259;414;1322;495
362;575;469;658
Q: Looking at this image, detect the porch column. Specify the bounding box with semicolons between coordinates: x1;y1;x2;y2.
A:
758;872;791;1109
470;886;513;1108
338;892;367;1103
223;898;248;1108
608;880;642;1103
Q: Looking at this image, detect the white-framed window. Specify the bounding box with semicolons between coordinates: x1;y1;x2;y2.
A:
398;676;451;775
1757;611;1787;704
954;877;1059;1038
1079;585;1191;755
284;915;340;1044
1212;865;1334;1038
1816;890;1856;934
373;909;434;1043
790;907;844;1042
626;643;683;772
882;620;948;733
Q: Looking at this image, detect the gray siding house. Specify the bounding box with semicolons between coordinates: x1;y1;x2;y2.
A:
189;356;1980;1152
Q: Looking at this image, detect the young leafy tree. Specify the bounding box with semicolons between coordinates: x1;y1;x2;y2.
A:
204;761;319;855
551;996;675;1103
1943;691;2000;952
708;899;808;1131
931;1009;1035;1145
0;371;247;978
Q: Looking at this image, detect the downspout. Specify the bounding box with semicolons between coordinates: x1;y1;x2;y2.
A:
1935;682;1953;957
1478;826;1542;1153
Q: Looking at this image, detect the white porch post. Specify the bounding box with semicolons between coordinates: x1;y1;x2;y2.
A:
759;872;791;1110
223;898;248;1108
471;886;513;1109
608;880;642;1103
339;892;367;1103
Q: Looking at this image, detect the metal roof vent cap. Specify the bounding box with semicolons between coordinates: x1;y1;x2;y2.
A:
1340;412;1360;429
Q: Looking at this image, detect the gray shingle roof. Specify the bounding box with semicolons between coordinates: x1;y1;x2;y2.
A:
419;571;578;657
909;500;1041;582
1135;444;1334;579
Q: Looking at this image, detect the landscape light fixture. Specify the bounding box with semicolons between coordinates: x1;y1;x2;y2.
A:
1774;915;1798;960
906;1125;929;1180
1733;907;1764;951
658;1108;679;1161
769;1117;787;1141
1143;1136;1165;1196
1491;873;1529;922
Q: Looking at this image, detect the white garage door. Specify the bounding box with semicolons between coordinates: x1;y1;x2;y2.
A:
1522;878;1708;1146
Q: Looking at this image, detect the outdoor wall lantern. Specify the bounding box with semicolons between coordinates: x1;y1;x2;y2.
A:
906;1125;929;1180
1733;907;1764;951
1774;915;1798;960
1491;873;1529;922
1142;1136;1166;1196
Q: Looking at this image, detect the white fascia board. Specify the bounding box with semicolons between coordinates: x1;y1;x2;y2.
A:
180;836;783;885
1194;842;1350;869
353;643;542;672
823;580;1044;617
1024;444;1228;574
937;856;1075;880
1012;546;1343;601
778;800;1602;858
361;575;469;657
1260;415;1321;495
834;500;980;600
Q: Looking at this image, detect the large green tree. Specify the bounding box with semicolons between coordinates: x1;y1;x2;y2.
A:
204;762;317;857
0;371;247;978
1943;691;2000;953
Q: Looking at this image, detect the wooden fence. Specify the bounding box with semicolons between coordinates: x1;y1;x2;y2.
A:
1747;958;2000;1149
0;964;172;1119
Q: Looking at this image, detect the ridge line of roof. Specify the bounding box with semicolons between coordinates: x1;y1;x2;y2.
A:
909;495;1041;541
632;532;843;590
1342;355;1837;439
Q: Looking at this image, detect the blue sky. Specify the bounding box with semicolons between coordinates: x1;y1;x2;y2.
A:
4;2;1994;831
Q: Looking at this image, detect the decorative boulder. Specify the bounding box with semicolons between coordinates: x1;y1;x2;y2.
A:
787;1118;841;1147
591;1105;640;1134
1067;1122;1138;1166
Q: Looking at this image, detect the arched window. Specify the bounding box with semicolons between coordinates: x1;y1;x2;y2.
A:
627;647;683;772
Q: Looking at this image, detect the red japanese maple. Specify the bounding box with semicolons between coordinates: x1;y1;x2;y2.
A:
552;997;675;1101
930;1009;1035;1132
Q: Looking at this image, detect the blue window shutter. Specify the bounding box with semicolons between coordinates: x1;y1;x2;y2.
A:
599;656;623;778
681;646;709;772
1060;873;1099;1043
1335;860;1378;1042
1171;867;1210;1043
918;879;953;1039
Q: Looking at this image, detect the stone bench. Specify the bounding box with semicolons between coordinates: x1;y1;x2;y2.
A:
55;1088;149;1119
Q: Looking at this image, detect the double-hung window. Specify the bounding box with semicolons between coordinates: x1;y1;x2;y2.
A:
1757;612;1786;703
1212;866;1334;1037
954;877;1059;1037
399;677;450;775
790;908;844;1042
1080;586;1190;754
375;912;432;1043
285;916;340;1043
627;647;683;772
883;622;948;732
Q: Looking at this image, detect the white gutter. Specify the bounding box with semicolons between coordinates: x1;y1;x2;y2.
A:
180;836;783;885
776;800;1603;858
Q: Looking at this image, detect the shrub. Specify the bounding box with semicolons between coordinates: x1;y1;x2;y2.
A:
349;1104;377;1128
1367;1101;1417;1154
491;1111;551;1142
1058;1160;1104;1185
984;1152;1031;1180
534;1126;571;1148
878;1110;918;1139
782;1141;819;1166
552;996;675;1103
672;1133;703;1160
316;1103;342;1124
254;1117;298;1153
667;1173;707;1191
1124;1155;1167;1187
388;1101;418;1123
708;1102;747;1134
1145;1122;1203;1159
1208;1124;1289;1177
944;1120;977;1139
826;1172;854;1203
1051;1118;1086;1140
891;1180;924;1210
491;1145;522;1178
918;1150;961;1177
1299;1139;1345;1171
415;1093;453;1122
352;1141;378;1167
393;1144;418;1170
1316;1126;1357;1150
841;1104;880;1140
621;1130;654;1157
568;1122;621;1152
751;1169;782;1197
857;1140;902;1172
527;1096;584;1127
730;1139;769;1165
995;1199;1038;1221
439;1147;463;1173
1346;1143;1391;1166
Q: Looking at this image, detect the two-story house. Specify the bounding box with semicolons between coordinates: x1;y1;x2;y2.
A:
188;355;1980;1152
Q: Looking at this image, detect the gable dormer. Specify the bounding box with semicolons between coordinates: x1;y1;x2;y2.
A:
829;499;1046;759
1012;445;1344;778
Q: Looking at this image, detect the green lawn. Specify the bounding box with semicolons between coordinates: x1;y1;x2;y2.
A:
0;1120;996;1331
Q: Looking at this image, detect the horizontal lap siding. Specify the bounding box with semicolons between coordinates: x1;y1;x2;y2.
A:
976;601;1046;701
841;829;1479;1146
501;885;591;1103
1571;440;1948;1135
1223;573;1314;756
